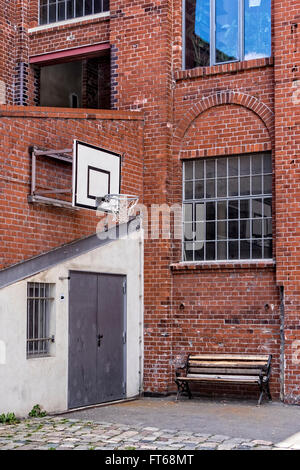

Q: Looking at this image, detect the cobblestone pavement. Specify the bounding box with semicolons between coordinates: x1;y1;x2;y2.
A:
0;417;294;450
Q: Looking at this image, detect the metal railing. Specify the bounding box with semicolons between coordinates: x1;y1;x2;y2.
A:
39;0;109;26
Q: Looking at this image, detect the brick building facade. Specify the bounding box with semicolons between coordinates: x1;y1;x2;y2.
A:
0;1;299;410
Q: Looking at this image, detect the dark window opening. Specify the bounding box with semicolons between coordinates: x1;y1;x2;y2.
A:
37;55;111;109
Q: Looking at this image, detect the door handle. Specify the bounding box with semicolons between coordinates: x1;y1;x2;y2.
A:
97;334;103;347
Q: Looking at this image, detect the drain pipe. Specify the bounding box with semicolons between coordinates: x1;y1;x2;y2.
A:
279;286;285;401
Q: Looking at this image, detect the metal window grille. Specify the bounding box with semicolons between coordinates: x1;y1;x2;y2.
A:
39;0;110;25
183;153;273;262
27;283;54;357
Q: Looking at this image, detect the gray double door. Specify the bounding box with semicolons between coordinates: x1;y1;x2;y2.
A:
68;271;126;409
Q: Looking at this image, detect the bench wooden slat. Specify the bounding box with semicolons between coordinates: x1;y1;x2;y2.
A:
189;354;269;361
188;367;265;375
188;360;267;367
177;374;259;383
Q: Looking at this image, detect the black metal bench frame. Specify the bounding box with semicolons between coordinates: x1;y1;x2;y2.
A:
175;353;272;406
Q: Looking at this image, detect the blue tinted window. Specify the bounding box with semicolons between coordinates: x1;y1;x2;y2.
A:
215;0;239;63
244;0;271;60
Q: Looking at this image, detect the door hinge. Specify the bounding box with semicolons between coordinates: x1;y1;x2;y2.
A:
122;331;127;344
123;280;127;295
122;381;126;394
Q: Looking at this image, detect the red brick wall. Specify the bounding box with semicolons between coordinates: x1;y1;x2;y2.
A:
0;106;143;269
274;0;300;403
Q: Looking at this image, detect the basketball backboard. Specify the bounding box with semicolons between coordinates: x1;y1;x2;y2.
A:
72;140;121;210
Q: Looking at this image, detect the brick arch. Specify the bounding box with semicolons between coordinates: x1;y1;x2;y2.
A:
173;91;274;150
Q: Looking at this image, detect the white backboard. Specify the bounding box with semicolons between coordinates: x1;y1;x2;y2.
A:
73;140;121;210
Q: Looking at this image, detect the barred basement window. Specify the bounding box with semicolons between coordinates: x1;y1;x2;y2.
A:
183;153;273;262
27;283;55;358
39;0;109;25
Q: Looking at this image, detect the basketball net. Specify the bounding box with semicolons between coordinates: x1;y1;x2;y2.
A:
98;194;139;224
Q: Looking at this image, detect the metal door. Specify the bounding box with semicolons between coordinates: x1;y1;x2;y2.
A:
68;271;126;409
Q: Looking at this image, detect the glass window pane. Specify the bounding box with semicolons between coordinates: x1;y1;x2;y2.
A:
215;0;239;64
252;198;263;218
240;199;250;219
195;180;204;199
263;174;272;194
58;1;66;21
252;154;262;174
76;0;84;17
263;153;272;174
196;203;205;221
195;242;205;261
49;2;57;22
263;218;272;238
185;182;193;200
206;180;215;198
229;220;238;239
244;0;271;61
103;0;109;10
217;241;227;260
94;0;103;13
195;160;204;179
217;221;227;240
240;240;251;259
184;161;193;180
240;220;250;239
228;200;239;219
184;204;193;222
217;158;227;177
206;202;216;220
206;222;216;240
263;198;272;218
252;240;263;259
228;177;238;196
217;178;227;197
206;159;215;178
217;201;227;220
252;175;262;195
85;0;93;15
206;242;216;260
185;0;211;69
184;242;194;261
263;239;272;259
240;155;251;175
40;4;48;25
240;176;250;195
196;222;205;240
228;157;238;176
252;219;263;238
67;0;74;18
229;241;239;259
184;223;194;241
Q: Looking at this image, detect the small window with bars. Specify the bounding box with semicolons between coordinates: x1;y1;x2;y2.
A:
27;283;55;358
39;0;110;26
183;153;273;262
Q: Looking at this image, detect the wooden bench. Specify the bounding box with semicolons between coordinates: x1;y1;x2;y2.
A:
175;354;272;405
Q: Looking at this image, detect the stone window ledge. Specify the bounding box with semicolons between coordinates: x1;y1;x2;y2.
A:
170;260;276;272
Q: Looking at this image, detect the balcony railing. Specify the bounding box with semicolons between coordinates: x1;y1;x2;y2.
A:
39;0;109;25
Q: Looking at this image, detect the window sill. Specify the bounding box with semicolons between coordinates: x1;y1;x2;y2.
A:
28;11;110;34
170;259;275;272
174;57;274;81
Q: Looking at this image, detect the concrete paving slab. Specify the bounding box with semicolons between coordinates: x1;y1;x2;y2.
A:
61;396;300;444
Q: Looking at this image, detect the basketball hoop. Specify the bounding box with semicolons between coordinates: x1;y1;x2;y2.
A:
96;194;139;223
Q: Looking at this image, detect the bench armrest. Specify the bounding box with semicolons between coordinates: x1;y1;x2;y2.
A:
175;366;186;377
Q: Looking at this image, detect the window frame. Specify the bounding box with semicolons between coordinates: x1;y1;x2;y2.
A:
183;0;270;69
182;153;273;263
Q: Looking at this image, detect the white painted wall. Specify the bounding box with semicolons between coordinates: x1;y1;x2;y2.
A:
0;231;143;417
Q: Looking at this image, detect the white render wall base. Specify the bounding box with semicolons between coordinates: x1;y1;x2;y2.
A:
0;231;143;417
